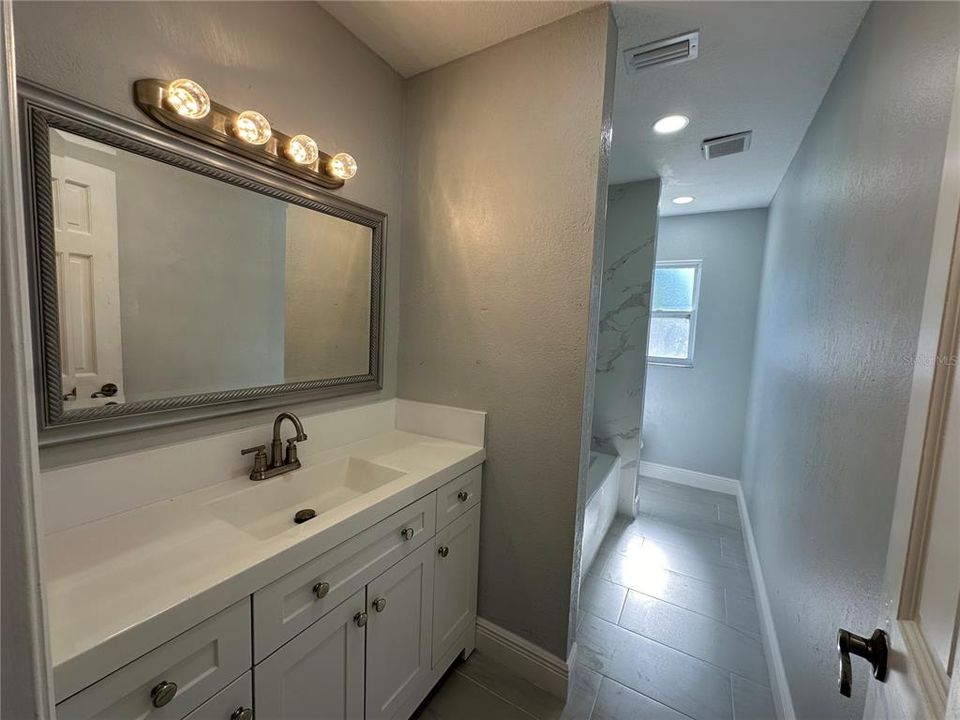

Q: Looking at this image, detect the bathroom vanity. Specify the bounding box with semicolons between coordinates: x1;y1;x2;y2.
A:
43;402;485;720
17;80;487;720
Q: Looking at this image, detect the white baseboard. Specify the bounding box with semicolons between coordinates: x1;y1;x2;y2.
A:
735;487;797;720
474;617;570;699
637;460;739;496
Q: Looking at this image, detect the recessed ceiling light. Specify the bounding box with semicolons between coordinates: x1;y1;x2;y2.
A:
653;114;690;134
672;196;695;205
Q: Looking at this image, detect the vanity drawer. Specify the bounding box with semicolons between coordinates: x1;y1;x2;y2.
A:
253;494;436;661
56;600;251;720
181;671;252;720
436;466;482;530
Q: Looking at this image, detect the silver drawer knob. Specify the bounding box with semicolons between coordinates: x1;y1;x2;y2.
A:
373;597;387;612
312;581;330;599
354;611;368;627
150;680;178;708
457;490;469;502
438;545;450;558
231;707;254;720
400;527;415;541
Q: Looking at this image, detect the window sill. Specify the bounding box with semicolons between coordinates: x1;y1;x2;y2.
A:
647;359;694;368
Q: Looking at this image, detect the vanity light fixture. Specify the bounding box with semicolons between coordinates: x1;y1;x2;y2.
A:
133;78;354;189
164;78;210;120
653;114;689;134
234;110;272;146
672;195;695;205
287;134;319;165
328;152;357;180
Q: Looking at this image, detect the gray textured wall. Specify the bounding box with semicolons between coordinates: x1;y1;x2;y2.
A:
741;3;959;718
398;6;615;657
641;209;766;480
592;179;660;474
14;1;404;467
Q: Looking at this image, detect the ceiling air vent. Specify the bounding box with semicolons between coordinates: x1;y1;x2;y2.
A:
623;30;699;74
702;131;753;160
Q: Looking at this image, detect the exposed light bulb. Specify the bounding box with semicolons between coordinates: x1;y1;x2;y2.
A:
652;114;689;134
672;196;695;205
165;78;210;119
287;134;319;165
328;152;357;180
234;110;272;145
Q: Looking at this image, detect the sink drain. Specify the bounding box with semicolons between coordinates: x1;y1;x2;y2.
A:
294;508;317;524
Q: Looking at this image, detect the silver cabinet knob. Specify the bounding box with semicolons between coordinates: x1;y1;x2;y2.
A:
354;611;368;627
312;581;330;599
457;490;469;502
438;545;450;558
400;527;415;541
373;597;387;612
150;680;178;708
231;707;254;720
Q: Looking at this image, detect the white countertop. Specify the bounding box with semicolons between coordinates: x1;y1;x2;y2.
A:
44;428;484;701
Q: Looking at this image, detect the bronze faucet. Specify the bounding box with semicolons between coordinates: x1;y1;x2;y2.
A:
240;411;309;481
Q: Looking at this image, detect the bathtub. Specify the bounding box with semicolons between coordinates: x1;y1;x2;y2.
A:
581;450;621;576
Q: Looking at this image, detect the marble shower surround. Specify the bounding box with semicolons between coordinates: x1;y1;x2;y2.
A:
591;179;661;467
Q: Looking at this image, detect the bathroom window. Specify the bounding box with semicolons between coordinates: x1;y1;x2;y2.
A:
648;261;701;367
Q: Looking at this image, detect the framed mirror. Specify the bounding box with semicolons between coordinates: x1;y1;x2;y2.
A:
19;81;385;444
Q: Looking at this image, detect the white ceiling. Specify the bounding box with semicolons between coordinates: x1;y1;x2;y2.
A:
611;2;868;216
320;1;598;78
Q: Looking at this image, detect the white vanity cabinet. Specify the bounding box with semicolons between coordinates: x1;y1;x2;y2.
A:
432;505;481;665
365;541;435;720
255;589;367;720
55;465;482;720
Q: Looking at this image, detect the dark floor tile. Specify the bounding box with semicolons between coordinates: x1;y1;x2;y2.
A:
456;651;564;720
419;671;537;720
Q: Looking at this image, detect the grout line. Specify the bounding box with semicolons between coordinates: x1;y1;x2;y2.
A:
583;671;601;720
591;673;698;720
452;669;543;720
586;611;772;690
602;546;757;601
730;672;739;720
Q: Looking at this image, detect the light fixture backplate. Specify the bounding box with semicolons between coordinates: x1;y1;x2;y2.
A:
133;78;344;190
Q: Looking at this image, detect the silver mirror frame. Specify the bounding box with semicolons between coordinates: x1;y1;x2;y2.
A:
19;80;385;446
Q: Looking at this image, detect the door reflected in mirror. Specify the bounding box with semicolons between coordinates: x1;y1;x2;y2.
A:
49;128;373;409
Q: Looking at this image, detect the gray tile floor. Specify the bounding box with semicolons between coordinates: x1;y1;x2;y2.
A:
414;478;776;720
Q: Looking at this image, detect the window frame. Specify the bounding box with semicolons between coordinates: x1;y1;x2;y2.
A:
647;259;702;368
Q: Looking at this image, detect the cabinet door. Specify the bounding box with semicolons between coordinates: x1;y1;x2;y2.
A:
255;589;366;720
181;672;252;720
365;541;434;720
432;505;480;665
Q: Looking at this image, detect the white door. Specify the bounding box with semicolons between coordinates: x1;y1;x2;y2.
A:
432;506;480;666
365;541;434;720
50;154;125;407
255;589;366;720
862;59;960;719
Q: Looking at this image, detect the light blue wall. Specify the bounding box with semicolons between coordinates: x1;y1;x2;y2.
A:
741;3;959;719
592;179;661;472
641;209;767;480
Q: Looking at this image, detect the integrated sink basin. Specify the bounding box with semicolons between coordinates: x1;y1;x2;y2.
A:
207;457;405;540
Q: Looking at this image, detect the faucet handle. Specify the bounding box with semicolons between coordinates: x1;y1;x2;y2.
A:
241;444;268;479
285;438;300;464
